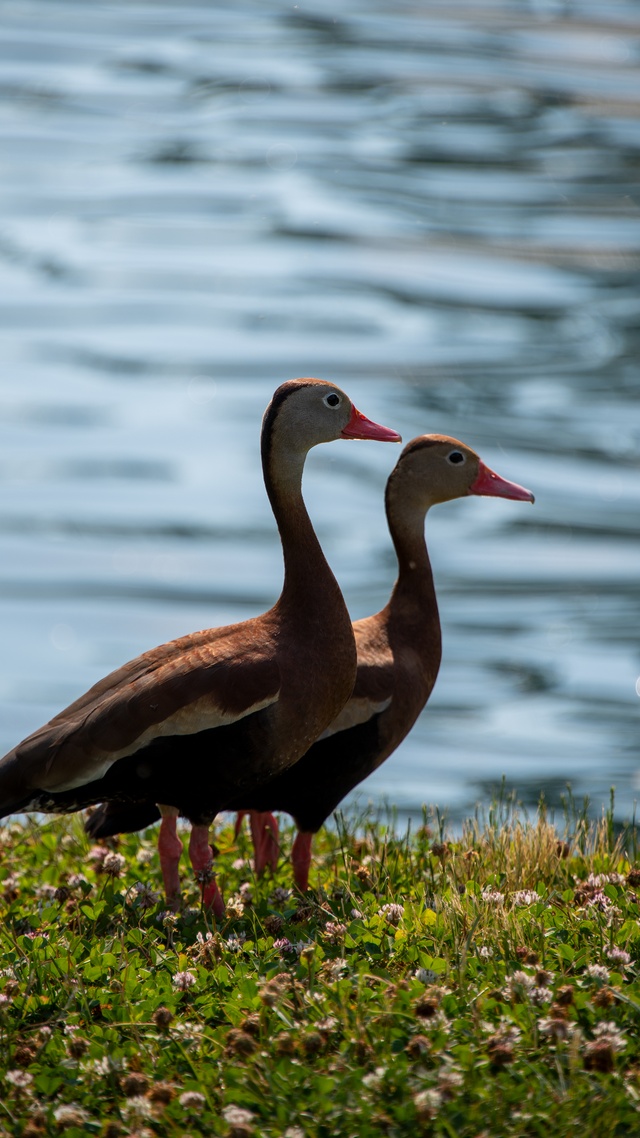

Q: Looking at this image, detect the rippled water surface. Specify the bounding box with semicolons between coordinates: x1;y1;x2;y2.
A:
1;0;639;824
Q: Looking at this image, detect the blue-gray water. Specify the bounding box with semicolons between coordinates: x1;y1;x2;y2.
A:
0;0;638;825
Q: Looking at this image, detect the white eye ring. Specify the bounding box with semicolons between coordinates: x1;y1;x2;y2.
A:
323;392;342;409
447;450;465;465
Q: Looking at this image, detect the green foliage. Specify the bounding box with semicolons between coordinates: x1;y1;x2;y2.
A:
0;798;639;1136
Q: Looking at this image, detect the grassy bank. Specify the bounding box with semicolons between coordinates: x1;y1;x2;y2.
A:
0;798;639;1137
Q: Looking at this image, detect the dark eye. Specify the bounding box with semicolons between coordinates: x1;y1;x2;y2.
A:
323;392;341;408
448;450;465;465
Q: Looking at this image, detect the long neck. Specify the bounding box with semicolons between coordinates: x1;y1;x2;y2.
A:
385;485;441;664
262;434;343;614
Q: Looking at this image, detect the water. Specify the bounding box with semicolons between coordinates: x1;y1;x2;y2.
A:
0;0;638;825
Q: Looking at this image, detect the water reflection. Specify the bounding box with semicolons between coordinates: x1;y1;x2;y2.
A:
0;0;638;824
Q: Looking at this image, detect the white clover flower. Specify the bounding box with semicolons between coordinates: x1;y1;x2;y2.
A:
587;873;625;887
232;857;248;871
226;932;247;952
378;903;404;924
586;891;616;913
350;908;363;919
223;1104;254;1126
481;890;504;904
36;883;58;899
512;890;540;906
89;1054;125;1076
362;1066;386;1090
593;1021;626;1051
67;873;89;889
538;1015;571;1041
123;1095;153;1120
136;846;155;865
226;894;245;919
239;882;253;902
172;970;197;990
606;947;631;968
415;967;440;983
585;964;610;983
126;881;160;909
273;936;292;953
283;1127;306;1138
270;886;292;906
316;1015;338;1033
494;1019;522;1045
478;946;494;959
324;921;347;941
531;986;553;1005
512;971;536;990
53;1104;89;1126
325;957;348;980
179;1090;206;1109
438;1063;464;1093
6;1069;33;1089
414;1088;442;1118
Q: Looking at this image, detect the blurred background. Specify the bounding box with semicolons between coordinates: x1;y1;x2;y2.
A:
0;0;638;825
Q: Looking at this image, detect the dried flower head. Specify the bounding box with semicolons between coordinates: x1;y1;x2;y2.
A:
148;1081;176;1105
301;1030;323;1056
123;1073;149;1097
153;1006;174;1029
67;1036;88;1060
406;1033;430;1058
102;852;126;877
225;1029;257;1058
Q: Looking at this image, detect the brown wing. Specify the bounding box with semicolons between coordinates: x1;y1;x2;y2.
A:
2;617;280;797
318;613;393;739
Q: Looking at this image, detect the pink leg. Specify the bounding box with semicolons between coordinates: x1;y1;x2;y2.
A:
249;811;280;875
291;830;313;892
158;805;183;907
234;811;248;838
189;824;225;919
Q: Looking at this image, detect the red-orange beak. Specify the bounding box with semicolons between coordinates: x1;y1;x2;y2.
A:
341;404;402;442
469;460;534;503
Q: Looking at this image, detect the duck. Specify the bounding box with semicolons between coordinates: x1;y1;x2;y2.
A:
87;435;534;890
0;378;401;913
230;433;535;887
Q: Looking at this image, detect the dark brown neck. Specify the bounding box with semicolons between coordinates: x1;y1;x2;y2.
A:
385;490;442;679
262;426;344;618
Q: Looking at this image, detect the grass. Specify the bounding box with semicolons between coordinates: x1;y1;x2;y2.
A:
1;793;640;1137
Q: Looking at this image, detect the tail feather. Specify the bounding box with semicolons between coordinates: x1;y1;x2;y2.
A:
0;751;38;820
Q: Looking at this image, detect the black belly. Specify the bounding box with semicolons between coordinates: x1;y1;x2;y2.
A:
230;714;383;832
35;707;282;827
82;714;383;840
